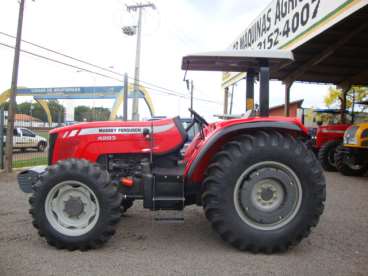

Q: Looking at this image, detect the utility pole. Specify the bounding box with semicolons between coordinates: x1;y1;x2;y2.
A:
229;84;235;115
123;73;128;121
126;2;156;121
5;0;26;172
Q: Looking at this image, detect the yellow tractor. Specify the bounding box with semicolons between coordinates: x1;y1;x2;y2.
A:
335;100;368;176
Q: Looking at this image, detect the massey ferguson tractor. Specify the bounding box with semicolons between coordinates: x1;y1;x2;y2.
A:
18;50;326;253
308;109;350;171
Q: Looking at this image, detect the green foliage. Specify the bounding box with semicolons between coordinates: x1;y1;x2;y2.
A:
74;105;110;122
324;86;368;111
1;101;110;122
1;100;65;122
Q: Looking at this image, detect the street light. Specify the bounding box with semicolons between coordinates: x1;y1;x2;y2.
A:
122;26;137;36
122;3;156;121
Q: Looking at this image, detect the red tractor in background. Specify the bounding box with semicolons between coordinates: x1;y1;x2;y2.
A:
18;50;326;253
308;109;351;171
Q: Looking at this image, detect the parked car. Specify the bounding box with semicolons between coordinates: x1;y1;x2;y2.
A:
3;127;48;152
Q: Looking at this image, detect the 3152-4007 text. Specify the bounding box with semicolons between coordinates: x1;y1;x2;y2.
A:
257;0;321;50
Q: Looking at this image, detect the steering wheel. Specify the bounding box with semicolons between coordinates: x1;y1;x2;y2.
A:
188;108;209;127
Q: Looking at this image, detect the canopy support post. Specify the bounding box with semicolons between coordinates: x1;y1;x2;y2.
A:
259;64;270;117
246;69;255;112
284;82;293;117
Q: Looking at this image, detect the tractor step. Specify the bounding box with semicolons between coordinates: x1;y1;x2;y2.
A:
154;210;184;223
153;196;185;210
145;166;185;211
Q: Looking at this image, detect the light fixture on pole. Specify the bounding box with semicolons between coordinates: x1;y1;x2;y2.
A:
123;2;156;121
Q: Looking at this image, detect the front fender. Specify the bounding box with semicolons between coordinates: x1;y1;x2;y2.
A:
185;120;307;186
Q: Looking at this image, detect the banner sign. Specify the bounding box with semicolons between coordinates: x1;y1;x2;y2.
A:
223;0;368;87
16;86;145;100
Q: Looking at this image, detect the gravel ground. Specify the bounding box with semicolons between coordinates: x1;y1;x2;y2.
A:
0;172;367;276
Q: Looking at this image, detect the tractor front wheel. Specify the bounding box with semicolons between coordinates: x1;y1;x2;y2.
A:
318;140;340;171
29;159;121;250
335;146;368;176
202;131;326;253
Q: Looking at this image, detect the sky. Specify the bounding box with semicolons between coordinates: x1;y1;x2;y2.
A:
0;0;332;121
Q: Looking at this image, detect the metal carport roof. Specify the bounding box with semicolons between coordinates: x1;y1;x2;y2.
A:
278;4;368;87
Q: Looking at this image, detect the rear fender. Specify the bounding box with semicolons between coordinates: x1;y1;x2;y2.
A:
185;121;308;187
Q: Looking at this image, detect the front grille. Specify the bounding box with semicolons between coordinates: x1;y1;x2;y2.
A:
48;133;57;165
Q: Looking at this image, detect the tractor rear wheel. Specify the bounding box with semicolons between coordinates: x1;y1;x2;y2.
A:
318;140;340;171
29;159;121;250
335;146;368;176
202;131;326;253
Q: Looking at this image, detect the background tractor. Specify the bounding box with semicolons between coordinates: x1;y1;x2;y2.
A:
335;100;368;176
17;50;326;253
308;109;351;171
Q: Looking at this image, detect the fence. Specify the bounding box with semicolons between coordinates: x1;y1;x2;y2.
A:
0;108;55;169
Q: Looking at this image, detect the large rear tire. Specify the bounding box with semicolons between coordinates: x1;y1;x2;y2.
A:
335;146;368;176
29;159;121;250
202;131;326;253
318;140;340;171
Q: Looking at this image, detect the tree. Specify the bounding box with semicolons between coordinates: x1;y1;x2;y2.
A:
324;86;368;112
75;105;111;122
1;100;65;122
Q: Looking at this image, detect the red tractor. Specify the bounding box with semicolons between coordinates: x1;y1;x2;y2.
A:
18;50;326;253
308;109;350;171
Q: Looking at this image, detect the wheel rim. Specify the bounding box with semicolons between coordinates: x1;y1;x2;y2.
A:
234;161;302;231
39;144;45;151
45;181;100;237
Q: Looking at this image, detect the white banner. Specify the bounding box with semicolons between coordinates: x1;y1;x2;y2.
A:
223;0;368;87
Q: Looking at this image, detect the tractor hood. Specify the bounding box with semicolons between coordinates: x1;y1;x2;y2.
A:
48;117;188;165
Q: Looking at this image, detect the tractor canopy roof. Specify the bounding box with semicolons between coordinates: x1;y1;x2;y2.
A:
181;49;293;78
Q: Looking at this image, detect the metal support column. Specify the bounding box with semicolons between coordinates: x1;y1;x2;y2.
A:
223;87;229;115
259;66;270;117
246;69;255;112
0;106;4;170
284;82;292;117
341;87;349;124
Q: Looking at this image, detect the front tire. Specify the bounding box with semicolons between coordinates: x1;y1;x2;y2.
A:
29;159;121;250
318;140;340;171
202;131;326;253
335;146;368;176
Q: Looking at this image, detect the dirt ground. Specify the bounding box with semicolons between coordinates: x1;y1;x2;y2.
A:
0;172;367;276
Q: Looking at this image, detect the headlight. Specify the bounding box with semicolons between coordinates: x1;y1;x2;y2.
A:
344;126;358;145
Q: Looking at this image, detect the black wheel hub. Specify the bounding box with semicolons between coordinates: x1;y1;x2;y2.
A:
260;188;274;201
63;196;84;217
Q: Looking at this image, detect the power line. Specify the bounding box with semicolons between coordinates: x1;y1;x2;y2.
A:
0;31;194;98
0;41;222;105
0;41;123;82
0;31;125;78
